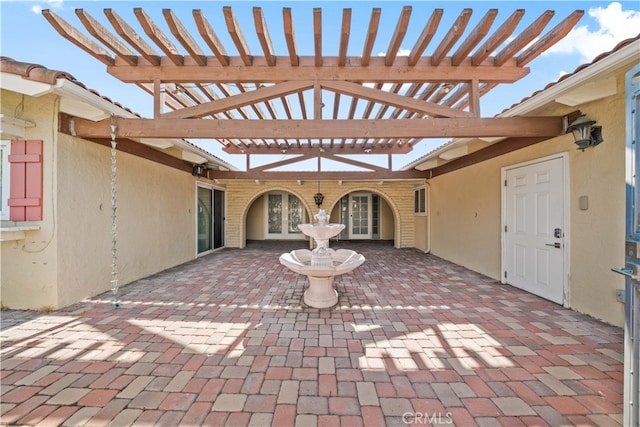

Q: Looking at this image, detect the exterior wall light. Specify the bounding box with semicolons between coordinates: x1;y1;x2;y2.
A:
192;164;206;177
566;114;603;151
314;192;324;208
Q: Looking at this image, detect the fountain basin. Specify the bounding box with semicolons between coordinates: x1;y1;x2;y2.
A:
279;249;365;277
279;248;365;308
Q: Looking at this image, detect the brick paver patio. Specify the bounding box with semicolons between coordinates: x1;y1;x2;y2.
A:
1;241;624;426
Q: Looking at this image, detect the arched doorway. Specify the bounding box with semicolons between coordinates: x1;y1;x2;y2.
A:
246;190;308;241
331;192;395;242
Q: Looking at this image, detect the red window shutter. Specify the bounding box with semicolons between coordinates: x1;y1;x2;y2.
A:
8;140;43;221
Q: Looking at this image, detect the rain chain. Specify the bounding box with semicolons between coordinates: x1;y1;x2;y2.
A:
110;115;120;308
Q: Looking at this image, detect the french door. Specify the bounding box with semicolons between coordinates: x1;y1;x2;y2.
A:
265;192;304;239
349;193;372;239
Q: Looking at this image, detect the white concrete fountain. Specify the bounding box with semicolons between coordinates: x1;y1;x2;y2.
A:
279;209;365;308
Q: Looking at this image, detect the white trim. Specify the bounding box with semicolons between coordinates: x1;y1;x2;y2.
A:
414;187;427;216
501;152;570;307
348;192;373;239
0;140;10;220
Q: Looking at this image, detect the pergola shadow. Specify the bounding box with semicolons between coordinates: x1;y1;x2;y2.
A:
1;242;625;426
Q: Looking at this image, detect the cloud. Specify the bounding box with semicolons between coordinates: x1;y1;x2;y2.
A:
31;0;64;14
547;2;640;62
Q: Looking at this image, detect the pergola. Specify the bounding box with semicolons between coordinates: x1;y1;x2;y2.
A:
43;5;583;180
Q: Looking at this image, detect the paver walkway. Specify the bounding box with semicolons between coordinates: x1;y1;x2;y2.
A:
1;241;624;426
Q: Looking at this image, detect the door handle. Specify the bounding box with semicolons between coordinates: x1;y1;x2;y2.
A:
545;243;561;248
611;267;640;280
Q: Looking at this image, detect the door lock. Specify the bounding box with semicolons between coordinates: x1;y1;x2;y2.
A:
554;228;562;238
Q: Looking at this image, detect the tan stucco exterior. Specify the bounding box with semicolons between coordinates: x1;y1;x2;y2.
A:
426;68;629;326
221;180;420;248
1;90;199;309
1;52;633;328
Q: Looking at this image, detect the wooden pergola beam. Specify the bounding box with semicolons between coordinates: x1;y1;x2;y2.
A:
320;80;472;118
105;57;530;83
64;116;564;140
162;81;313;119
208;169;427;180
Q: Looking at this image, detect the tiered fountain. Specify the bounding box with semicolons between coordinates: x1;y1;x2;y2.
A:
279;209;365;308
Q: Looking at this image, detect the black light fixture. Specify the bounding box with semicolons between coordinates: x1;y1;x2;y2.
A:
313;181;324;208
192;163;206;177
566;114;603;151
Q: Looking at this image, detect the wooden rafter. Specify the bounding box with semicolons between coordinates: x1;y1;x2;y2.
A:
338;8;351;67
431;8;472;66
451;9;498;66
223;6;252;66
75;9;137;66
43;5;584;169
283;8;299;66
361;8;381;67
408;9;443;66
192;10;229;66
313;8;322;67
134;8;183;66
42;10;115;66
385;6;412;66
163;9;207;66
104;9;161;66
253;7;276;66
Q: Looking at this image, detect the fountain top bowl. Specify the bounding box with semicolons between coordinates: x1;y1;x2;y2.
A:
298;223;345;240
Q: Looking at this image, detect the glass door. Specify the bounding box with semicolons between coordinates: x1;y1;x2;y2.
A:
266;192;304;239
198;186;225;255
197;186;212;254
349;193;371;239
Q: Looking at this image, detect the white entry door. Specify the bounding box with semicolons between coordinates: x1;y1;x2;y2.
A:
349;193;371;239
503;155;566;304
265;192;304;239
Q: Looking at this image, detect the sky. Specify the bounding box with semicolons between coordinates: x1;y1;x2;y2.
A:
1;0;639;170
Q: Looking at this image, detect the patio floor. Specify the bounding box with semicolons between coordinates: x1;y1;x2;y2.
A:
0;241;624;426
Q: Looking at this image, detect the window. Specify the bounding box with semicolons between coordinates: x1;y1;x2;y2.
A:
414;187;426;214
0;141;9;220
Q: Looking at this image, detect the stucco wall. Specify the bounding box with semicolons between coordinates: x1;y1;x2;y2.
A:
56;132;197;308
1;90;199;309
1;91;58;309
223;180;419;248
427;71;627;326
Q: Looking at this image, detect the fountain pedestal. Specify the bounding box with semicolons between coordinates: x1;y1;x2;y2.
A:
279;210;365;308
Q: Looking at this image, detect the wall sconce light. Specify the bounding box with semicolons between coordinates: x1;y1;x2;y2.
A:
192;164;206;177
313;181;324;208
566;114;603;151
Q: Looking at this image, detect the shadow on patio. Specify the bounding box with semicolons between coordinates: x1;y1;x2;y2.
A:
1;242;624;426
